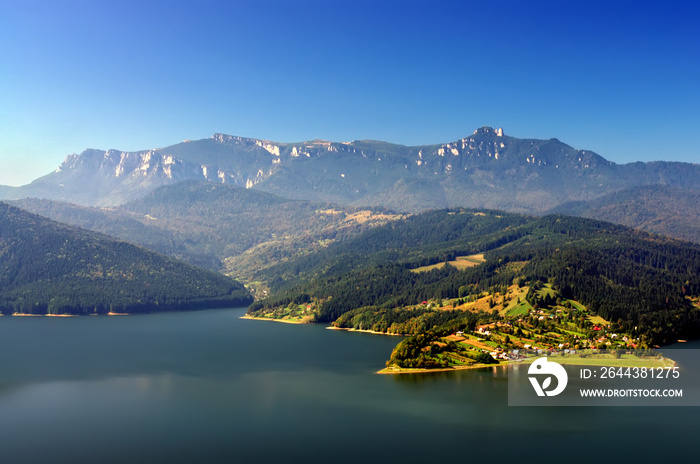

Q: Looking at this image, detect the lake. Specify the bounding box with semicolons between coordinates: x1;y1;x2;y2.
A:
0;307;697;463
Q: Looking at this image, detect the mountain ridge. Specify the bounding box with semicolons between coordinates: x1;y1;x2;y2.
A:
550;184;700;244
1;127;699;213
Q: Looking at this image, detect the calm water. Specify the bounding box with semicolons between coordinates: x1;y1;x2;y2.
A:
0;308;697;463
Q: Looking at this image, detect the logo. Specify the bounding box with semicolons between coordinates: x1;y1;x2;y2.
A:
528;357;568;397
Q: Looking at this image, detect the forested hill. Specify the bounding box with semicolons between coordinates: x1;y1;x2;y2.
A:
249;210;700;345
0;202;252;315
11;181;402;281
550;184;700;244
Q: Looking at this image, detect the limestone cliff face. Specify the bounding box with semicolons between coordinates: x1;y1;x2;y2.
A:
2;127;699;211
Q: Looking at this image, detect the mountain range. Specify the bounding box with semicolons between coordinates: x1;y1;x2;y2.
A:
3;127;699;215
2;127;700;338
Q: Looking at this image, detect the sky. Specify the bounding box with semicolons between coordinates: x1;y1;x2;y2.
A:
1;0;699;186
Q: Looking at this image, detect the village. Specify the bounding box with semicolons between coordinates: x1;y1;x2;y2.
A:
380;282;650;372
441;290;640;363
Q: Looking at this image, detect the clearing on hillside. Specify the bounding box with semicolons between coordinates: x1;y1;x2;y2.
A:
410;254;486;273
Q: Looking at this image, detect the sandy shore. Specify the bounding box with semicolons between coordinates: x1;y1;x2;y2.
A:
379;354;677;374
377;363;508;375
326;326;406;336
240;315;307;324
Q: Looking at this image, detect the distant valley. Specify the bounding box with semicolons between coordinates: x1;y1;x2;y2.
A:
10;182;402;293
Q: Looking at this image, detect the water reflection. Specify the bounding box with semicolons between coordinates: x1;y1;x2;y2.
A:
0;309;698;463
390;365;508;383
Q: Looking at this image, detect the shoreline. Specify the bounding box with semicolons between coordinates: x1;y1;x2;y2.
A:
240;314;307;325
10;312;121;317
378;363;508;374
379;355;676;375
327;326;406;336
525;355;676;369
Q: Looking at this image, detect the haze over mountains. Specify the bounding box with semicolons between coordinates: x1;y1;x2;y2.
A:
0;202;252;315
551;185;700;244
3;127;699;215
11;183;401;279
2;127;700;326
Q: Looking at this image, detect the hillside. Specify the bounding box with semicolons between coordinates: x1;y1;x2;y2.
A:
550;184;700;244
0;202;252;315
2;128;700;214
248;210;700;346
11;182;402;284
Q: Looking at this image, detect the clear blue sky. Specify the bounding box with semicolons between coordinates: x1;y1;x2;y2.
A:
1;0;699;186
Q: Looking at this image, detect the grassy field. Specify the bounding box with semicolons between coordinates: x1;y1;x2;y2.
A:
567;300;586;312
501;285;530;316
456;338;494;351
519;353;674;368
536;284;556;299
561;327;588;338
504;300;532;316
587;314;610;326
410;254;485;273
